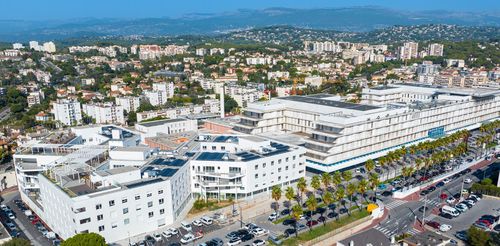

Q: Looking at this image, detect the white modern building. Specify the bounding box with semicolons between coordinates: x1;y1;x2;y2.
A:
83;103;125;124
13;126;191;243
190;135;306;200
12;43;24;49
115;96;141;113
52;99;82;126
43;42;56;53
143;90;167;106
135;118;198;142
428;43;444;57
235;85;500;172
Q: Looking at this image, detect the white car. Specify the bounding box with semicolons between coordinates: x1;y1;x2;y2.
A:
167;228;179;235
180;233;196;244
455;204;468;213
439;224;452;232
446;197;456;204
252;239;266;246
464;178;472;184
268;212;278;221
251;228;268;237
470;194;481;201
7;212;15;219
152;232;162;242
227;238;242;246
192;219;203;227
443;178;451;184
161;231;172;239
0;204;8;211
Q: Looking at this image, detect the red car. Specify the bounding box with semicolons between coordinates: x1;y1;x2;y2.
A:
31;216;40;225
426;221;440;229
439;193;448;199
306;220;318;227
419;176;429;181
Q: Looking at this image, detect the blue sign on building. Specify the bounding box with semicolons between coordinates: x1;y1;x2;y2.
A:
428;126;445;138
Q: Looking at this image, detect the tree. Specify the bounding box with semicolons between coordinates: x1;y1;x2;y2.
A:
369;173;380;201
322;191;334;226
61;233;106;246
305;195;318;231
296;177;307;203
311;175;321;193
358;179;369;202
291;204;303;238
332;171;342;188
467;226;490;246
365;159;375;173
346;182;358;214
2;238;31;246
335;187;345;219
342;171;353;183
271;185;282;218
321;172;331;191
224;95;238;113
285;186;295;207
137;101;155;112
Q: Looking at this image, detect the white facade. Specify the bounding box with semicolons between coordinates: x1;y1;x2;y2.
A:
144;90;167;106
12;43;24;49
305;76;324;87
235;85;500;172
115;96;141;113
135;118;198;142
43;42;56;53
52;100;82;126
190;135;306;200
428;43;444;57
83;103;125;124
152;82;175;99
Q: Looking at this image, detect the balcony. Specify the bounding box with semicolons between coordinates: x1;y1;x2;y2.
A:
195;171;245;179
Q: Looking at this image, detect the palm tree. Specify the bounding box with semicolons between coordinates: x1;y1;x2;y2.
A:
401;166;410;184
271;185;282;218
297;177;307;204
291;204;303;237
332;171;342;188
323;191;334;223
335;187;345;219
358;179;369;203
346;182;358;214
305;195;318;231
285;186;295;208
321;172;331;191
341;171;353;183
311;175;321;194
369;173;380;201
365;159;375;174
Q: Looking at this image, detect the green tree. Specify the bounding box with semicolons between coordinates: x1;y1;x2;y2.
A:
311;175;321;192
285;186;295;207
296;177;307;203
332;171;342;188
467;226;490;246
61;233;106;246
291;204;303;238
341;171;353;183
271;185;282;218
224;95;238;113
346;182;358;214
305;195;318;231
321;172;331;191
365;159;375;173
2;238;31;246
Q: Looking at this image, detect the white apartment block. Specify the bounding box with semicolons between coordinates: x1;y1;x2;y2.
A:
235;85;500;172
195;48;207;56
305;76;324;87
29;41;39;50
152;82;175;98
13;126;191;243
135;118;198;142
246;57;274;65
52;99;82;126
115;96;141;113
143;90;167;106
190;135;306;200
398;42;419;60
136;99;221;122
43;42;56;53
428;43;444;57
27;91;44;107
12;43;24;49
83;103;125;124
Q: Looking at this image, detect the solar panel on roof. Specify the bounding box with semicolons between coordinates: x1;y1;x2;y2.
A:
197;152;226;161
158;168;178;177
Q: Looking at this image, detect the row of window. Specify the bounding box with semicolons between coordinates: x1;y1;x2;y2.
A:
82;190;165;213
254;156;296;170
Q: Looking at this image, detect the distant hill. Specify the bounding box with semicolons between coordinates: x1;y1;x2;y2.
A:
1;7;499;41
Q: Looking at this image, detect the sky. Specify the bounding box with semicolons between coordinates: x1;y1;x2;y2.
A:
1;0;499;20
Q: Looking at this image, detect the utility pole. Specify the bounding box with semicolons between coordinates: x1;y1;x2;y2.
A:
460;176;465;201
421;195;427;226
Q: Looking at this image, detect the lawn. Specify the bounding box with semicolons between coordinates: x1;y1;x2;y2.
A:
188;199;234;216
281;209;370;245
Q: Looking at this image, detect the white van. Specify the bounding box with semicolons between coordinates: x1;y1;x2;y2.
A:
181;221;192;231
201;216;213;225
441;205;460;217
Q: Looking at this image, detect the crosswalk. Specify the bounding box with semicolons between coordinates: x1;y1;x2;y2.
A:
374;225;399;237
407;228;421;236
385;200;407;209
418;197;440;207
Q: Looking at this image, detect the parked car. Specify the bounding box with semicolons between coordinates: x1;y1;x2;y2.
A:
455;231;468;241
464;178;472;184
439;193;448;200
418;206;429;213
152;233;162;242
284;228;296;237
268;212;278;221
250;228;268;237
193;219;203;227
282;219;296;226
339;208;348;214
327;212;338;218
446;197;456;204
268;235;282;245
426;221;440;229
252;239;266;246
280;209;290;216
226;238;242;246
306;220;318;227
439;224;452;232
240;233;254;242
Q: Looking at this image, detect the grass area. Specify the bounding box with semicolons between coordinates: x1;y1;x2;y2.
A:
281;209;370;245
188;199;234;215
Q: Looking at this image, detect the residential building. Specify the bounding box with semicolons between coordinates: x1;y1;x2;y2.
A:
304;76;324;87
115;96;141;113
143;90;167;106
83;103;125;124
43;42;56;53
52;99;82;126
12;43;24;49
190;134;306;200
428;43;444;57
27;91;44;107
134;118;198;142
398;42;419;60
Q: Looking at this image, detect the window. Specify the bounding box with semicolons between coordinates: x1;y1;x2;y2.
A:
278;168;282;172
95;204;102;210
136;205;142;211
122;198;128;203
278;159;282;164
98;225;105;232
123;208;129;214
286;157;289;162
109;200;115;207
254;165;258;170
255;174;258;179
135;195;141;200
159;199;164;205
97;214;103;221
148;201;153;208
147;192;152;197
202;146;207;150
263;163;266;168
286;166;289;171
211;146;216;150
124;218;130;225
75;207;86;213
148;212;154;218
158;190;163;195
160;209;165;215
293;156;296;160
80;218;91;224
278;176;281;181
111;223;117;229
271;161;274;166
221;146;225;150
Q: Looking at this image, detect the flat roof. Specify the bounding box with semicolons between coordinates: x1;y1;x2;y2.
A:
138;118;187;127
338;228;390;246
281;96;380;111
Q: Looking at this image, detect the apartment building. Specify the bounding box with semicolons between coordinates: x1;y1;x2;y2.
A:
82;103;125;124
115;96;141;113
52;99;82;126
190;135;306;200
398;42;419;60
235;85;500;172
428;43;444;57
136;99;221;122
13;126;191;243
143;90;167;106
134;118;198;142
